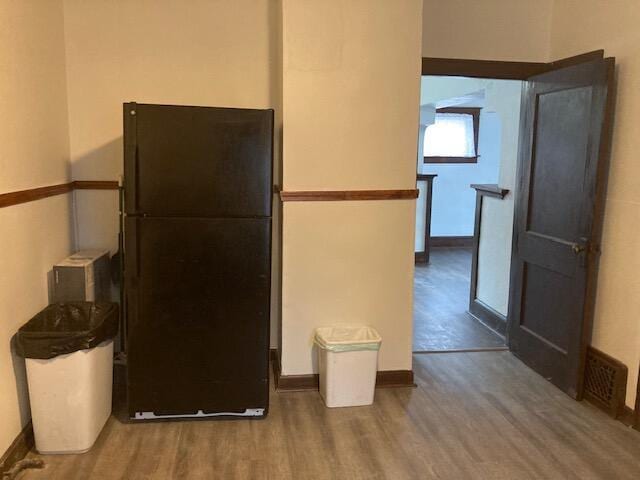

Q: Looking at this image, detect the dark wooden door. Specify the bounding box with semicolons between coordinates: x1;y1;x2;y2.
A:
508;57;615;399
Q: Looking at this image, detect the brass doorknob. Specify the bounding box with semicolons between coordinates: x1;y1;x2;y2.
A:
571;243;586;254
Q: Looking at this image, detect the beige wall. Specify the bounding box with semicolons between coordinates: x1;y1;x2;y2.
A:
0;0;72;455
283;0;421;190
280;0;422;375
62;0;282;346
422;0;554;61
550;0;640;408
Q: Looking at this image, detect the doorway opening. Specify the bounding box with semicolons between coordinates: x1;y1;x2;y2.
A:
413;75;523;353
411;52;615;403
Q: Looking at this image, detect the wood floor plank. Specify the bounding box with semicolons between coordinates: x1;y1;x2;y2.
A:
413;247;505;351
19;352;640;479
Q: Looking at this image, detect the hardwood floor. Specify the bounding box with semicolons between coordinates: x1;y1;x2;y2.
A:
19;352;640;479
414;247;505;352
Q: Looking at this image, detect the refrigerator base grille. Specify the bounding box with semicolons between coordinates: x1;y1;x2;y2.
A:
133;408;265;420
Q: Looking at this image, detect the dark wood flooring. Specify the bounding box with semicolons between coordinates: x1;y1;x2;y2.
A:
20;352;640;479
414;247;505;352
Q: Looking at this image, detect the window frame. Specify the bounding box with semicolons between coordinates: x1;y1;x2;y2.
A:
423;107;481;164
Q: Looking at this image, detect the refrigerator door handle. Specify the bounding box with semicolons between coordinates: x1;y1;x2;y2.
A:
133;219;140;279
124;102;138;214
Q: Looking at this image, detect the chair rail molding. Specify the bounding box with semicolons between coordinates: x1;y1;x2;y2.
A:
0;180;119;208
279;189;418;202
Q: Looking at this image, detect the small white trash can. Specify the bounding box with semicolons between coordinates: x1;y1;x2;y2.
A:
314;325;381;408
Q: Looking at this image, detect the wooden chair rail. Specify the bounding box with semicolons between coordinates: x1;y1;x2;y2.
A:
279;189;418;202
0;180;119;208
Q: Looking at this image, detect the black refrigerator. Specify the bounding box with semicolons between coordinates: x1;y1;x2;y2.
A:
123;103;273;420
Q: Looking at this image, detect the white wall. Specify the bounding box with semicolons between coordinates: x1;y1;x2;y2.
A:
281;0;422;375
425;113;501;237
417;77;489;246
550;0;640;409
0;0;72;456
416;77;507;237
62;0;283;347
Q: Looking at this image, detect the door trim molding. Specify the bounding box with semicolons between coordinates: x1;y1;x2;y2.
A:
635;365;640;430
422;51;605;79
0;180;119;208
421;57;546;79
279;189;418;202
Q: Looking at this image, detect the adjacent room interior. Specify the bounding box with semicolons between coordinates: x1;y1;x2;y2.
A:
414;76;521;352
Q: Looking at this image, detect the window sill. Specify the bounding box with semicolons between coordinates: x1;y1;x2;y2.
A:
424;156;478;164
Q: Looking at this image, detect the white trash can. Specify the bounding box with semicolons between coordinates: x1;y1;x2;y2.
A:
25;340;114;454
16;302;118;454
314;326;381;408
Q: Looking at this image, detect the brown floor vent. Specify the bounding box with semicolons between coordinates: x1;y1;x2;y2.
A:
583;346;627;418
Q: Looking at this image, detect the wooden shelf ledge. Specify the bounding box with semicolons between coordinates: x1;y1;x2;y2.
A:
470;184;509;199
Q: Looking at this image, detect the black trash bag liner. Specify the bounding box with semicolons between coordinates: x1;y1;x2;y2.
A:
15;302;119;359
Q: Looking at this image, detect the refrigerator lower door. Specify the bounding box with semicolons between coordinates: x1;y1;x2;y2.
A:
125;216;271;418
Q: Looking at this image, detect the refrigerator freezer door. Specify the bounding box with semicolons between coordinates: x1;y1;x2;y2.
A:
125;216;271;416
124;103;273;218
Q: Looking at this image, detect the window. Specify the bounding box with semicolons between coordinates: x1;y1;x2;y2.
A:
423;107;480;164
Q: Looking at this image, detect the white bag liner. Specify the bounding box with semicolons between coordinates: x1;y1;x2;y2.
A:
314;325;381;352
315;325;381;407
